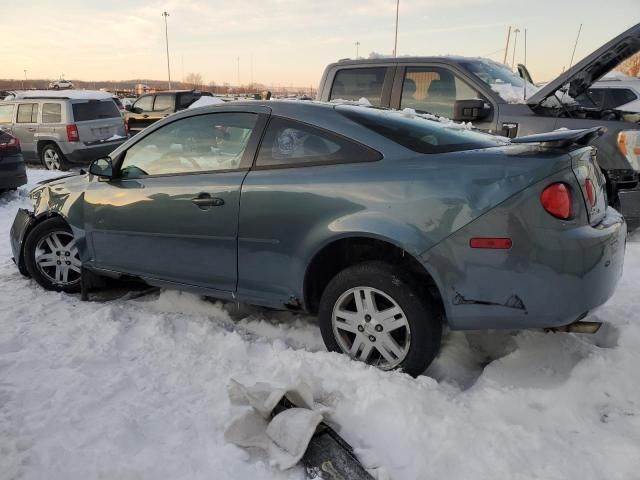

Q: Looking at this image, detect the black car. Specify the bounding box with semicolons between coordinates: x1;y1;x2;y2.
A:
124;90;213;134
0;131;27;192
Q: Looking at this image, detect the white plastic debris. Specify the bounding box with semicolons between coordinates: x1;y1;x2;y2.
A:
224;379;325;469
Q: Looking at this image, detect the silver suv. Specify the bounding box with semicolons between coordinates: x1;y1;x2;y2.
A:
0;91;127;170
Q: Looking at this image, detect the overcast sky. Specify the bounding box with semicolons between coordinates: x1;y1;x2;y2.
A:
3;0;638;87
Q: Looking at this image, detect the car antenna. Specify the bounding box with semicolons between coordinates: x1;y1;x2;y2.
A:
568;23;583;70
523;28;527;102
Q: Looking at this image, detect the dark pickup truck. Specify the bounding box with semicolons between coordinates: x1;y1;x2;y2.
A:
317;23;640;228
124;90;212;134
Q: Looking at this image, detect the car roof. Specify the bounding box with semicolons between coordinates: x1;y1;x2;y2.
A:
327;55;477;68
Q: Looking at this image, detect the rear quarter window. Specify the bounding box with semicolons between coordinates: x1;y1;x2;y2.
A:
330;67;387;106
338;106;504;154
256;116;381;168
72;100;120;121
42;103;62;123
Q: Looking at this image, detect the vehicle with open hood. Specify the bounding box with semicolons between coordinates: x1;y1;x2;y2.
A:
317;23;640;227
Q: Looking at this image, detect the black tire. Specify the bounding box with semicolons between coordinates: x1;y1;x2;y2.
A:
24;217;81;293
40;143;69;171
318;261;442;377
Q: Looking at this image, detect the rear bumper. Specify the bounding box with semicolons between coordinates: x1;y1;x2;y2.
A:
62;141;126;164
423;207;627;331
0;154;27;190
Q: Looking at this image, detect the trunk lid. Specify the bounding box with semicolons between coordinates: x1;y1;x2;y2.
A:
527;22;640;108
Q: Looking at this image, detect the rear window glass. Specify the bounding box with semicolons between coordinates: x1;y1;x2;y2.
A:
177;93;197;109
0;104;14;123
330;68;387;105
42;103;62;123
337;106;504;154
72;100;119;121
607;89;637;108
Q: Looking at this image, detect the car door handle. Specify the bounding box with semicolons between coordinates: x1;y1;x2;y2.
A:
191;194;224;209
27;127;36;132
142;114;149;118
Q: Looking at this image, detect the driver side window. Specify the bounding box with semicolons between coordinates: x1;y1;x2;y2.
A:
119;112;258;178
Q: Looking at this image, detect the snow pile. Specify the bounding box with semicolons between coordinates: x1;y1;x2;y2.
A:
0;169;639;479
329;97;372;106
188;96;227;109
400;107;473;130
490;82;539;104
106;134;126;141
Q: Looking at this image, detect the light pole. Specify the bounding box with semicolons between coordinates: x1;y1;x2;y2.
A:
355;41;360;59
23;69;27;90
511;28;520;69
392;0;400;57
162;11;172;89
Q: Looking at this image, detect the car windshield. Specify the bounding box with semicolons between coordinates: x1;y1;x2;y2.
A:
461;59;539;103
337;105;506;154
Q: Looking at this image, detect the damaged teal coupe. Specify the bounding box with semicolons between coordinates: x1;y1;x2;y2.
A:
10;101;626;376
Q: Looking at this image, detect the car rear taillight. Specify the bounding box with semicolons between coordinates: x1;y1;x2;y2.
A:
66;124;79;142
0;136;19;149
584;178;596;207
541;183;572;219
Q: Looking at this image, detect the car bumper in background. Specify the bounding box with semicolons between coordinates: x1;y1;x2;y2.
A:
423;207;627;331
618;186;640;231
0;154;27;190
63;140;127;164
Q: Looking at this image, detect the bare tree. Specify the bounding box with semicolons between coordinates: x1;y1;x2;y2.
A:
184;72;203;89
617;52;640;78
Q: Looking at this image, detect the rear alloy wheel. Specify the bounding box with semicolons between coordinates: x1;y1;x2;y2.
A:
319;261;442;377
41;144;67;171
24;217;81;293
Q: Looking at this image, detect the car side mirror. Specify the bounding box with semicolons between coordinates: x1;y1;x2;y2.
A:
125;104;133;112
89;157;113;178
132;106;143;114
453;99;491;122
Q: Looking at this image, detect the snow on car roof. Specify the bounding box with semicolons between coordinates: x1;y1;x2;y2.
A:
4;90;114;101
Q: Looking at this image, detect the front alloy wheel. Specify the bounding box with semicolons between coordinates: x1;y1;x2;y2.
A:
34;230;81;285
24;217;82;293
319;261;442;377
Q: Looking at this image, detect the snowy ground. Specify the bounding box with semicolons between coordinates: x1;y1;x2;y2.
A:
1;169;639;480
